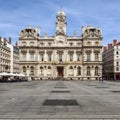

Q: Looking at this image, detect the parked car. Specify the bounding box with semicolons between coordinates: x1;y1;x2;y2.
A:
28;77;32;82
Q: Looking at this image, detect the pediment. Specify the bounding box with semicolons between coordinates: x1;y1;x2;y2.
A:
84;32;100;39
20;33;37;39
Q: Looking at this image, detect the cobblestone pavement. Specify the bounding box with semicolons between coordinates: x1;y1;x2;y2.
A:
0;80;120;120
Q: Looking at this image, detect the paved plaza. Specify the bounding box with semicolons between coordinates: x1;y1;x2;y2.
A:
0;80;120;120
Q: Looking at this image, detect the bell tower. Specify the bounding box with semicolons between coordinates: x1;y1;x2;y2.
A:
56;10;67;35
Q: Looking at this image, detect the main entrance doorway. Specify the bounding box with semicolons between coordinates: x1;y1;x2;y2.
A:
57;66;64;77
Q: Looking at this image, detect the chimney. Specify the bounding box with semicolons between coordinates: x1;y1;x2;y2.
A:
104;47;107;52
8;37;12;44
0;36;1;43
16;41;18;48
113;39;117;45
3;38;7;45
108;44;112;49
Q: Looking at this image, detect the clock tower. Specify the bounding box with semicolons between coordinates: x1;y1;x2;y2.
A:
56;10;67;35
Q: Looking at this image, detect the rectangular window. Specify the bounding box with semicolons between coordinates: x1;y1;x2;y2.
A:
48;43;51;46
116;67;119;71
87;53;90;61
116;62;119;66
95;53;99;61
87;67;90;76
77;54;80;61
59;54;62;62
70;43;73;46
78;67;81;75
70;54;73;61
40;54;44;61
48;54;51;61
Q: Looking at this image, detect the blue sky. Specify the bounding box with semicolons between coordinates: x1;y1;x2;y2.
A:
0;0;120;46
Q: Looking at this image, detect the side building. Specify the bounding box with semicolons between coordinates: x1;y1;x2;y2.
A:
13;43;19;74
0;37;19;73
102;40;120;80
19;10;102;80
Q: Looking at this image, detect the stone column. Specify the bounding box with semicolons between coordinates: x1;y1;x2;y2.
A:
26;50;29;61
74;66;77;77
91;49;94;61
53;65;57;78
44;50;47;62
53;50;57;63
26;66;29;76
44;66;47;77
36;65;39;77
91;66;94;78
35;50;38;61
73;50;76;62
62;51;65;62
67;51;69;62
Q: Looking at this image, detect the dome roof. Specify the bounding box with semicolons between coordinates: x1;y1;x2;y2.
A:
57;10;66;16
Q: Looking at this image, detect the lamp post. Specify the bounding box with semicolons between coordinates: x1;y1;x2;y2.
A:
98;74;100;81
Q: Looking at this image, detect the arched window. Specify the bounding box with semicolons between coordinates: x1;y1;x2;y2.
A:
40;66;43;69
95;66;99;75
41;42;44;46
87;66;90;76
40;66;43;75
69;66;73;69
87;41;91;46
23;66;26;74
30;66;34;76
95;42;99;46
116;51;119;55
69;66;74;76
22;42;26;46
70;43;73;46
29;42;34;46
78;66;81;75
48;66;51;69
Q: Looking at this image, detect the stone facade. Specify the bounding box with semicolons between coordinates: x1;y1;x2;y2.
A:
19;10;102;80
0;37;11;73
103;40;120;80
0;37;19;74
13;45;19;73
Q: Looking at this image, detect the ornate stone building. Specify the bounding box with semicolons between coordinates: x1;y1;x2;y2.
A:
19;10;102;80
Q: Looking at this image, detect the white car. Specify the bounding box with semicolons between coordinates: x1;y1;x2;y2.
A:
28;77;32;82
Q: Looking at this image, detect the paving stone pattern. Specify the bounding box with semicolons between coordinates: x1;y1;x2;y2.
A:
0;80;120;119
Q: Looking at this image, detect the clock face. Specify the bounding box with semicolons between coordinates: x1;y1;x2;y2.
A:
56;35;65;41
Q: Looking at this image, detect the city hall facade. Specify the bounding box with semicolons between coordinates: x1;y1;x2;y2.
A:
19;10;102;80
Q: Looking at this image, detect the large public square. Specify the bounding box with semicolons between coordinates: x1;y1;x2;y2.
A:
0;80;120;120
